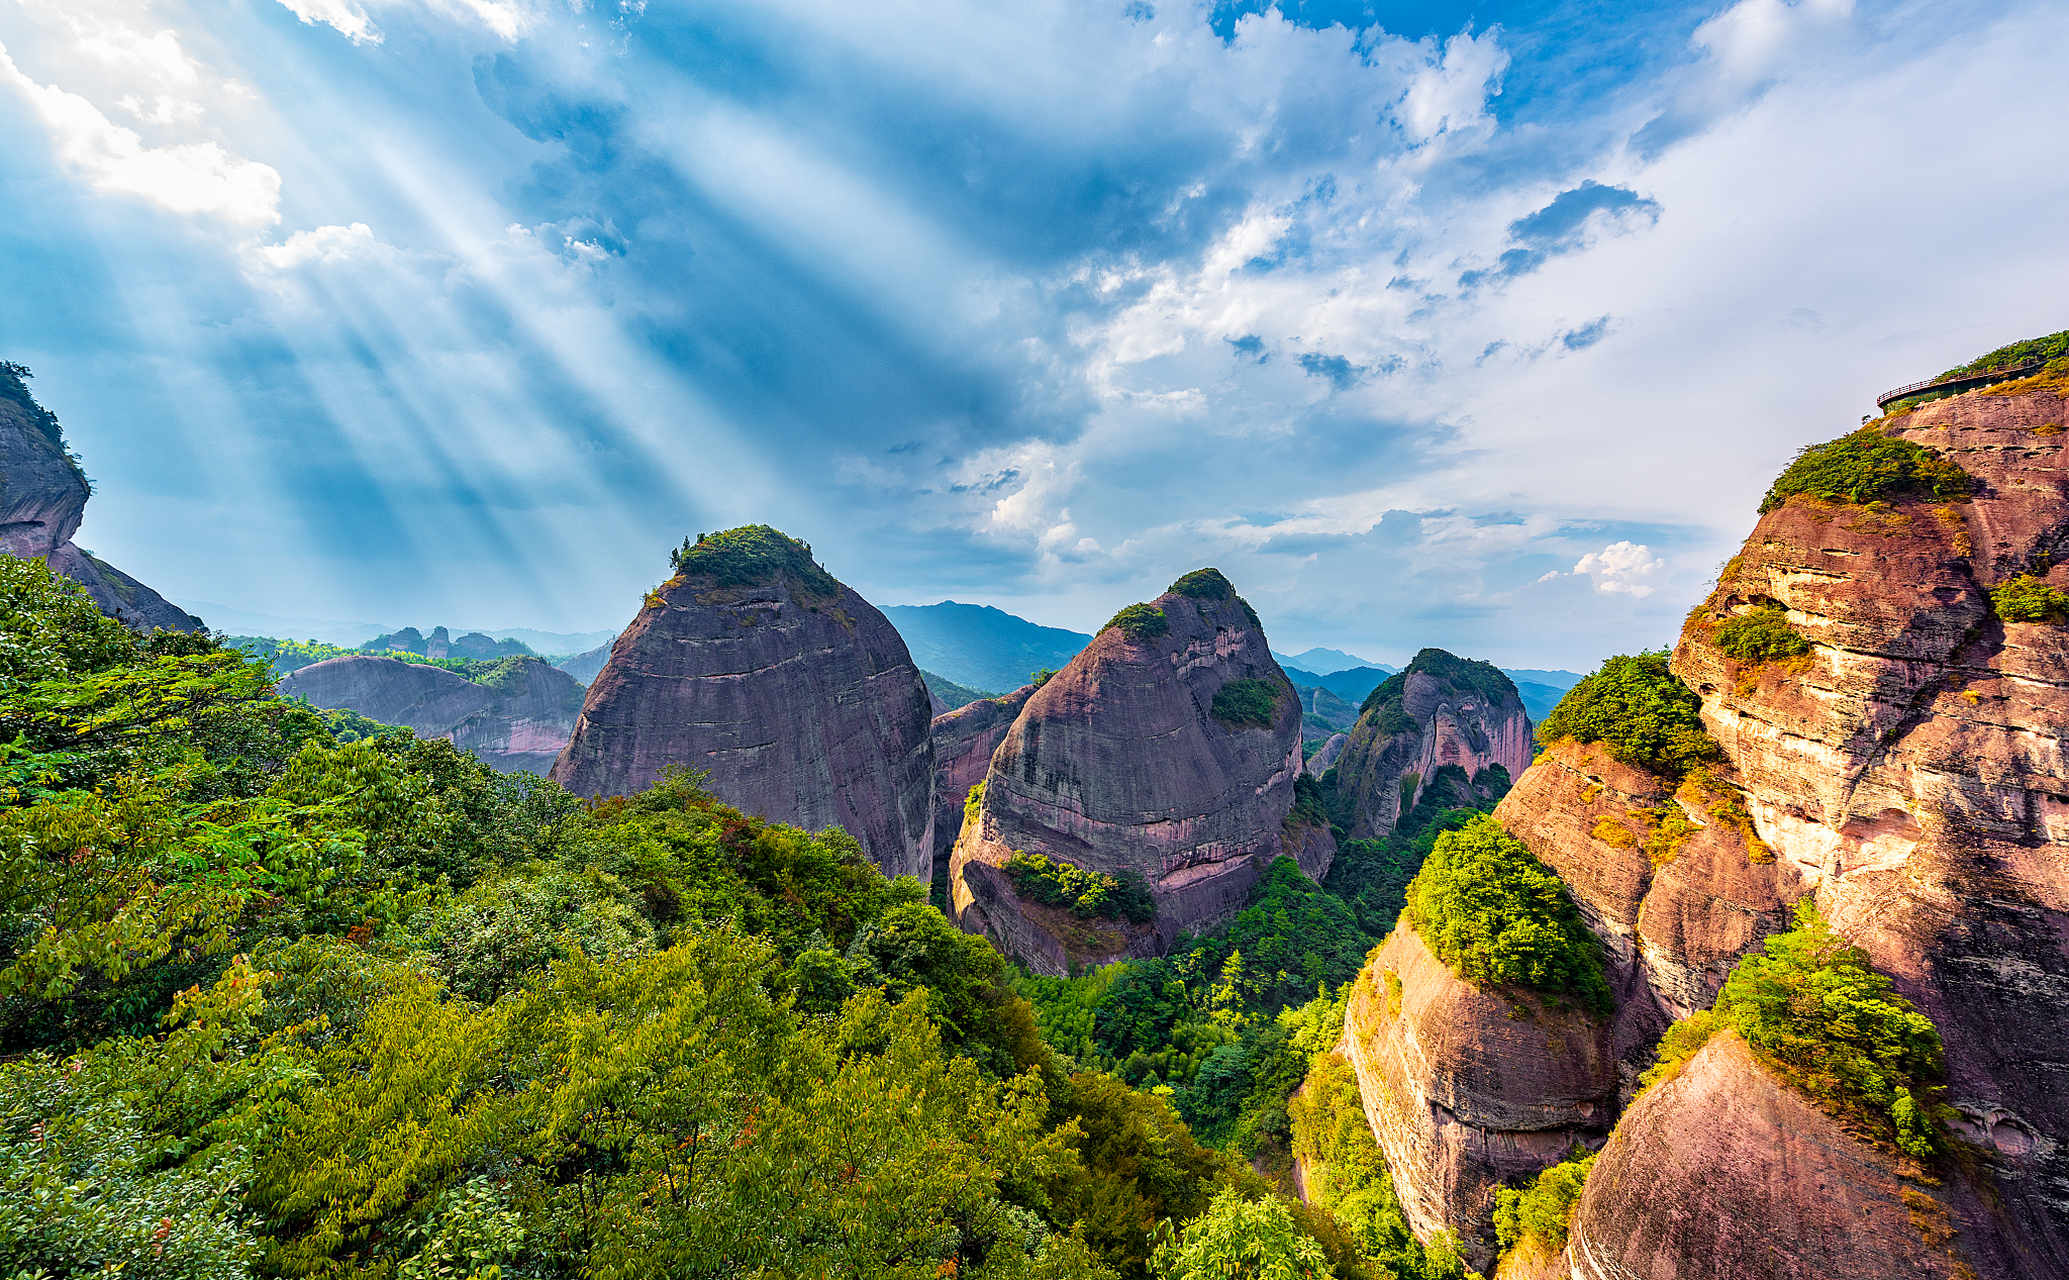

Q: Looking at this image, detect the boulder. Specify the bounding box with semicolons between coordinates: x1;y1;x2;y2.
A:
950;569;1326;973
1322;649;1532;839
550;527;935;881
278;654;585;773
0;366;200;633
1668;373;2069;1271
1343;925;1616;1272
1564;1031;1984;1280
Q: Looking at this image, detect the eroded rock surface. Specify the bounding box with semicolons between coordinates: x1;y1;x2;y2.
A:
1344;925;1616;1271
951;571;1325;973
1303;732;1350;778
551;530;935;880
1;369;200;633
1565;1031;1984;1280
1668;377;2069;1271
928;683;1036;881
1323;649;1532;839
279;655;584;773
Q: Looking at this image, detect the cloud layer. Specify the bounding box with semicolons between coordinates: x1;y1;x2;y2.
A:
0;0;2062;669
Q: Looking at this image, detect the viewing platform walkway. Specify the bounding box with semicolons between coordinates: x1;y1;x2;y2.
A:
1877;361;2043;412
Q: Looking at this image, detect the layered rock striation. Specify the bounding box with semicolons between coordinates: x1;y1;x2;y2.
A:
950;569;1327;973
927;682;1037;883
550;527;936;881
0;364;199;633
279;654;585;773
1322;649;1532;839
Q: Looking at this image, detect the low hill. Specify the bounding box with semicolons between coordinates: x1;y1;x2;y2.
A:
881;601;1092;695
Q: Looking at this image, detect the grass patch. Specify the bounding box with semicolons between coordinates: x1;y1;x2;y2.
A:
1537;651;1721;779
1212;677;1281;729
668;525;841;597
1494;1147;1598;1257
1632;804;1699;869
1638;901;1945;1158
1759;428;1973;514
1679;768;1773;864
1590;817;1635;849
1104;602;1170;642
1403;815;1611;1013
1003;850;1155;923
1992;574;2069;624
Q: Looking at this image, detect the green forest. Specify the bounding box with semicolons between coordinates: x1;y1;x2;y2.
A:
0;558;1496;1280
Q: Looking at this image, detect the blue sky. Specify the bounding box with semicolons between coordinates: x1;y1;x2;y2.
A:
0;0;2062;670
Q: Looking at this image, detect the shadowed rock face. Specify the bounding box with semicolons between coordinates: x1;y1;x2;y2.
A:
1664;377;2069;1274
279;655;585;773
550;528;935;880
1303;731;1350;778
928;684;1036;882
0;371;200;634
1345;925;1616;1272
951;570;1327;973
1563;1032;1980;1280
1324;650;1532;839
1494;741;1806;1096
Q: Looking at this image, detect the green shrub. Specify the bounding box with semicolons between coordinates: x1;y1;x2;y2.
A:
1758;427;1972;514
1104;603;1170;642
1283;774;1328;834
1536;651;1720;778
1712;605;1811;665
668;525;840;596
1361;648;1514;719
1168;568;1237;600
1937;328;2069;380
1403;816;1610;1012
1360;671;1418;738
1494;1147;1597;1254
1004;851;1156;923
1638;902;1945;1157
1211;677;1281;729
1992;574;2069;623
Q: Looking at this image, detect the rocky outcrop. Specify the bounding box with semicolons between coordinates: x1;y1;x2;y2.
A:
1564;1031;1983;1280
950;570;1326;974
1493;742;1806;1092
1344;925;1616;1271
1662;373;2069;1273
557;641;610;685
279;654;585;773
928;683;1036;880
0;366;199;633
550;527;935;880
1322;649;1532;839
1303;732;1350;778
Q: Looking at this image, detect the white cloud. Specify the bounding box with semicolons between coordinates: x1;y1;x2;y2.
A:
276;0;382;45
0;43;280;223
1572;541;1668;597
256;221;384;269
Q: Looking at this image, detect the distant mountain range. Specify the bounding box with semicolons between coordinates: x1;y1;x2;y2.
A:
1270;647;1394;675
179;600;618;655
880;602;1093;696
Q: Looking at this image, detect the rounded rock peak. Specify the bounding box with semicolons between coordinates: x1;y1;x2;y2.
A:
666;524;840;596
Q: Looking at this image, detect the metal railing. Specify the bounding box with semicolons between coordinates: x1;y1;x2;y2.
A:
1876;361;2043;411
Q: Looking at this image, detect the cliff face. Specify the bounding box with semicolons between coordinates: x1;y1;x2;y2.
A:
1344;926;1616;1270
1564;1032;1979;1280
550;527;936;881
1302;731;1350;778
1664;376;2069;1273
950;570;1323;973
928;683;1036;881
0;370;200;633
1493;742;1806;1091
278;655;585;773
1323;650;1532;839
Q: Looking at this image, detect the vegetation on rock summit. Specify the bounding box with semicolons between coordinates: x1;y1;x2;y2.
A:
668;524;841;596
1758;427;1973;514
1537;650;1720;778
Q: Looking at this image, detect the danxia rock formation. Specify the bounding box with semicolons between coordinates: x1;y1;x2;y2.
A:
279;654;585;773
950;568;1328;974
0;364;200;633
1321;649;1532;839
928;683;1037;884
550;526;936;881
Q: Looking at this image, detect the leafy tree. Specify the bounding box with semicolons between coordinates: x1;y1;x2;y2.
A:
1535;651;1719;778
1493;1147;1596;1255
668;524;840;596
1212;678;1283;729
1105;604;1170;643
1711;605;1810;665
1403;816;1610;1012
1759;427;1972;513
1992;574;2069;623
1149;1186;1334;1280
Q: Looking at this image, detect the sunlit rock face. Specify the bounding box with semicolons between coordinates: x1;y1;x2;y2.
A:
1343;925;1615;1273
1663;377;2069;1274
550;530;935;881
950;571;1327;974
0;374;200;633
1322;651;1533;839
279;655;585;774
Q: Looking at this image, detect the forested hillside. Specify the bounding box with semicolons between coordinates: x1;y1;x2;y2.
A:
0;557;1482;1280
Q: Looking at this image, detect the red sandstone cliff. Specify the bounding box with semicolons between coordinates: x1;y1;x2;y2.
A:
950;570;1326;973
928;683;1036;885
551;528;936;881
279;654;585;774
